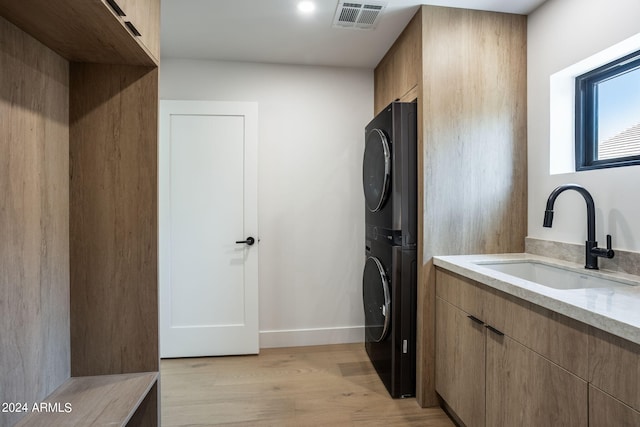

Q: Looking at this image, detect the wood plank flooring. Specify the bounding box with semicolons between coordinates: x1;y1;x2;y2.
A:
161;343;454;426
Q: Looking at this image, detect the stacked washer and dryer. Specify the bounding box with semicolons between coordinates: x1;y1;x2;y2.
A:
362;101;417;398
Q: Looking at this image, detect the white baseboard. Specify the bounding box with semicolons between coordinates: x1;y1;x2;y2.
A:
259;326;364;349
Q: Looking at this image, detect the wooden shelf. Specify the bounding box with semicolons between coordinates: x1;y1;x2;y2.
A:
0;0;157;66
15;372;158;427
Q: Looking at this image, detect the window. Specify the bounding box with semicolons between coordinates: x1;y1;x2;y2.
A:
575;49;640;170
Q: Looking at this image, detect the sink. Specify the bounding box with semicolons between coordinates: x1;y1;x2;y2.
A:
474;260;632;290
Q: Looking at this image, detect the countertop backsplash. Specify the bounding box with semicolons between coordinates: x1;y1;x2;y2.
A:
525;237;640;277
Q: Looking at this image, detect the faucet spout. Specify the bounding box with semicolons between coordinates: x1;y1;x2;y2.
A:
543;184;596;242
542;184;613;269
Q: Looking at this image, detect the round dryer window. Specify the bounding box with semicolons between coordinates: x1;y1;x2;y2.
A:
362;129;391;212
362;256;391;343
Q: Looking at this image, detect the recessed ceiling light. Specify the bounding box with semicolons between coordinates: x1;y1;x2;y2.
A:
297;1;316;14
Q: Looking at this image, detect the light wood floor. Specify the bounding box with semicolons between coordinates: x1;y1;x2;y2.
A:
161;343;454;426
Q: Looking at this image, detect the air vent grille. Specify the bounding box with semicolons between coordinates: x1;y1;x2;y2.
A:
332;1;387;30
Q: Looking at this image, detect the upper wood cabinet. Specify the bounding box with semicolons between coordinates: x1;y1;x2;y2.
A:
0;0;158;65
374;9;421;112
110;0;161;61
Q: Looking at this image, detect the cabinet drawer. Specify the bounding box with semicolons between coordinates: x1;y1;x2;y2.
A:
589;385;640;427
589;327;640;411
482;286;589;379
435;269;484;318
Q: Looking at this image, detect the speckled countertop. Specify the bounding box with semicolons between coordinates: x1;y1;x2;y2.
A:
433;253;640;345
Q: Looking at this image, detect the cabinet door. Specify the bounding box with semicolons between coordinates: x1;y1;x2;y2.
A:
435;297;485;427
486;332;587;427
589;385;640;427
108;0;160;60
588;327;640;412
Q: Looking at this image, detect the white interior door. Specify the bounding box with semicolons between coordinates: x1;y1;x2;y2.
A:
159;100;258;358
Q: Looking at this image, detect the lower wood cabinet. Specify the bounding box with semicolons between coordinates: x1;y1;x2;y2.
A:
435;269;590;427
589;385;640;427
436;297;485;427
486;332;587;426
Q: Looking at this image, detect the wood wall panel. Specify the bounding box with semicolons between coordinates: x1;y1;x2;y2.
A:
0;16;70;427
421;6;527;259
416;6;527;407
69;63;158;376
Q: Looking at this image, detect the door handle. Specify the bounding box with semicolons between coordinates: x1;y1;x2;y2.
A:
235;237;255;246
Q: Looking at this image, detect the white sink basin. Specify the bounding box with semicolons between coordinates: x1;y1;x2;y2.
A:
474;260;632;290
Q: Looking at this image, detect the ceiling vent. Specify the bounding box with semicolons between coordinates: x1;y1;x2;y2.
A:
332;1;387;30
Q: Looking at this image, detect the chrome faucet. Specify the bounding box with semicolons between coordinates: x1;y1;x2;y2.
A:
543;184;614;270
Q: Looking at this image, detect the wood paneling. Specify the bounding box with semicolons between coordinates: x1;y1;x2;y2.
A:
374;9;422;113
589;385;640;427
161;343;455;426
69;63;158;376
421;5;527;259
486;334;588;427
0;16;70;427
435;298;485;427
0;0;157;66
589;327;640;411
415;5;527;407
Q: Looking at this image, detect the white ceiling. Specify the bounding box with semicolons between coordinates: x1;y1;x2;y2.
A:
161;0;546;68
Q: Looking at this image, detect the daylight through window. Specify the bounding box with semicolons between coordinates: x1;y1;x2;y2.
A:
575;50;640;170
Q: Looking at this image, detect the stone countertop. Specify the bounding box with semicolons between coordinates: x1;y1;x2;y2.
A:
433;253;640;345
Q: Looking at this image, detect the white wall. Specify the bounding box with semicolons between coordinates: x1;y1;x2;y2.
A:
528;0;640;252
160;58;373;347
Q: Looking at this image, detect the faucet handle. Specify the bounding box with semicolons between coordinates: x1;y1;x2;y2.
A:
591;235;615;259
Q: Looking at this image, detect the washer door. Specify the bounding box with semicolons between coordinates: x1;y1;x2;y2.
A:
362;129;391;212
362;256;391;343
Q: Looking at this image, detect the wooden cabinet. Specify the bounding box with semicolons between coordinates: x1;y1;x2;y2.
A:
588;327;640;412
109;0;161;61
374;9;421;112
1;0;159;425
436;268;640;426
435;297;485;427
436;269;589;427
374;5;527;407
589;385;640;427
588;326;640;426
486;333;587;427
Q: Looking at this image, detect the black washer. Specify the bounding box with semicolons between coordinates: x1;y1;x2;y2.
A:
362;256;391;343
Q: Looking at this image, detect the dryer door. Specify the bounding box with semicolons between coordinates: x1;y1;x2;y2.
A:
363;256;391;343
362;129;391;212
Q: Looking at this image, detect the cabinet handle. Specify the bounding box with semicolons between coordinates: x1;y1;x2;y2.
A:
106;0;126;16
485;325;504;336
467;315;484;325
125;21;142;37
